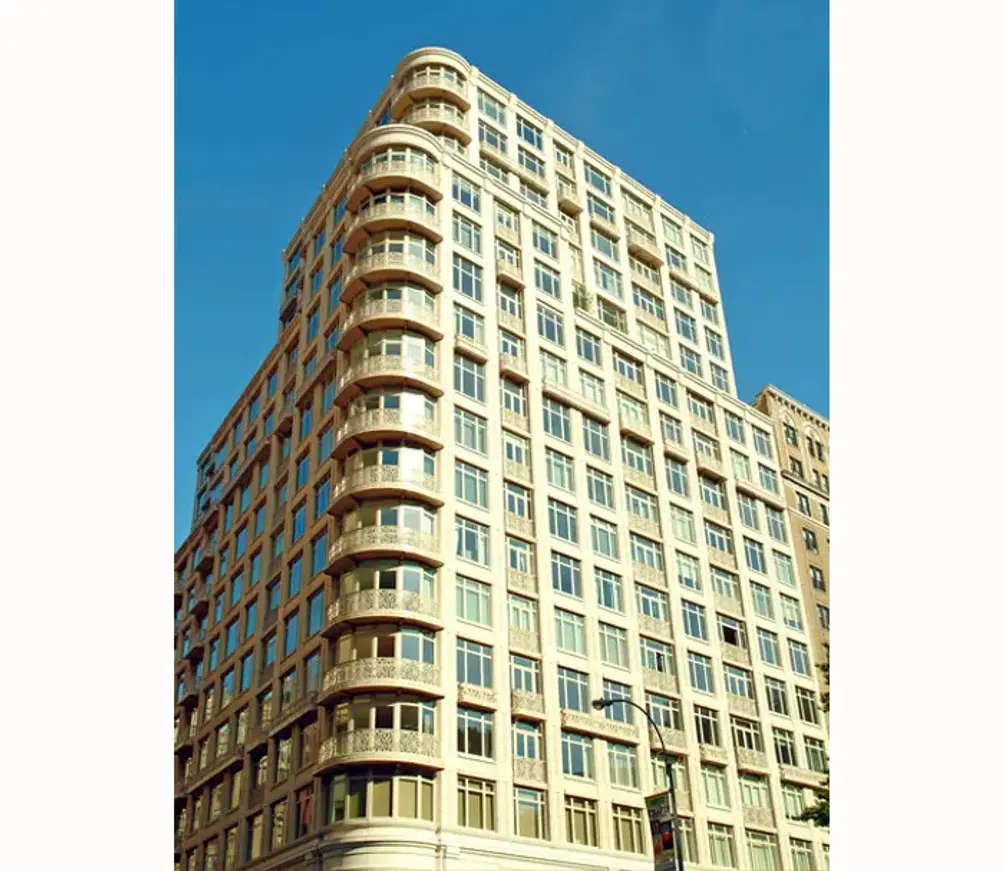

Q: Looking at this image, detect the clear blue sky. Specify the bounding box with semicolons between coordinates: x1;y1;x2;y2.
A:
175;0;828;546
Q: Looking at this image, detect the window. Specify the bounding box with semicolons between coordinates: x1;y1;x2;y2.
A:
537;304;564;346
456;575;491;626
542;396;571;441
454;459;488;508
593;258;623;298
557;666;589;711
596;568;624;612
454;355;485;402
598;622;629;667
753;427;773;459
591;227;619;262
773;728;798;766
707;823;738;869
548;499;578;543
283;611;298;657
805;736;828;773
687;651;715;693
511;655;540;694
790;837;815;871
586;466;614;508
507;535;532;574
694;705;720;746
555;608;585;655
456;516;489;565
817;604;830;629
744;538;767;573
581;417;610;460
453;254;483;302
310;533;327;577
607;742;638;788
534;260;561;299
758;629;782;667
452;174;481;213
737;493;760;531
702;764;730;809
454;407;487;454
478;90;506;125
781;595;804;631
551;552;582;598
640;636;674;675
646;692;683;733
740;773;770;809
456;638;493;689
540;350;567;386
748;831;780;871
803;527;819;552
724;665;754;701
532;223;557;258
457;707;494;758
564;795;598;847
544;448;574;492
750;582;774;619
671;505;696;543
576;328;602;365
501;379;526;415
452;212;482;254
561;731;595;780
583;162;612;196
765;506;787;543
457;776;495;831
780;638;810;677
516;114;543;149
774;551;796;587
454;304;485;345
681;600;708;640
636;584;667;622
731;450;752;482
307;590;323;636
590;516;619;559
796;686;820;724
514;787;546;839
630;533;663;571
764;677;790;715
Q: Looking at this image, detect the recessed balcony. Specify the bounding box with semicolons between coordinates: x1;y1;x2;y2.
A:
403;103;471;145
344;204;443;255
179;679;200;709
343;251;442;304
495;257;525;288
333;355;442;407
319;657;443;702
324;588;443;632
499;353;528;381
334;409;442;458
329;466;443;513
326;526;442;569
511;690;546;721
189;587;209;618
708;547;738;571
632;561;666;588
184;634;205;663
556;177;582;214
347;160;441;212
559;709;639;744
626;224;663;266
696;451;726;478
628;512;661;540
392;66;471;114
643;668;679;695
317;728;442;775
194;547;213;574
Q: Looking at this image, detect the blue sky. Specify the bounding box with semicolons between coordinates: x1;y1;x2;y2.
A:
175;0;828;545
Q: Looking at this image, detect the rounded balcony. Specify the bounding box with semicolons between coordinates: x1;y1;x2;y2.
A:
329;465;443;513
338;292;442;350
335;408;442;458
345;196;442;254
320;657;443;700
347;127;443;211
333;354;442;407
325;588;443;632
326;525;442;569
402;102;471;145
392;50;472;115
317;728;443;774
343;248;442;306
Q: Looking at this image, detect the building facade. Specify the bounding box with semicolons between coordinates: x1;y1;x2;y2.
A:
753;386;830;694
175;47;830;871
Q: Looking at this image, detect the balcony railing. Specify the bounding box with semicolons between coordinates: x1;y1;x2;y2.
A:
720;642;751;666
498;309;524;333
713;592;743;618
727;693;758;717
649;726;687;751
508;627;540;654
512;757;547;784
632;561;666;588
560;709;638;743
708;547;738;571
322;657;441;695
346;250;441;288
327;588;441;626
699;744;729;764
503;458;532;484
357;159;439;192
742;805;776;828
628;512;661;539
496;257;524;286
511;690;545;718
327;527;440;563
624;467;657;491
504;512;535;538
638;614;672;639
331;465;440;502
501;408;529;432
506;567;537;595
341;295;440;335
457;683;497;708
337;354;440;394
318;728;440;766
642;668;679;695
736;747;770;771
336;409;440;447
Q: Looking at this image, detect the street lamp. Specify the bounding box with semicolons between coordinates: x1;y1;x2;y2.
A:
592;697;685;871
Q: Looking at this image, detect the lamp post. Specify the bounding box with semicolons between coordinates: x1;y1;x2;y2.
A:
592;697;685;871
